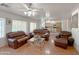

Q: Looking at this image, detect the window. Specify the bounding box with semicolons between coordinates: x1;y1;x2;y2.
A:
0;18;5;38
30;22;36;32
12;20;27;33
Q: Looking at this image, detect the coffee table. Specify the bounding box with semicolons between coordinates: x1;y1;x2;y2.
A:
27;37;45;49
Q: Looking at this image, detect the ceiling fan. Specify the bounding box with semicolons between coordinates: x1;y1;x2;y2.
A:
23;3;41;16
24;3;40;12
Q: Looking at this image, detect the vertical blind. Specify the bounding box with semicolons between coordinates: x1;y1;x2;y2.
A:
12;20;27;33
30;22;36;32
0;18;5;38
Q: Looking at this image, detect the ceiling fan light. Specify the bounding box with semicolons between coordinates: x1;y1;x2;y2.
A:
24;12;27;15
28;11;32;16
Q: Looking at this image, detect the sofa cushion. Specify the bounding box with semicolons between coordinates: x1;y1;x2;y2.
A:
15;35;26;39
8;39;16;42
54;38;68;49
7;31;27;38
17;37;29;42
55;38;67;44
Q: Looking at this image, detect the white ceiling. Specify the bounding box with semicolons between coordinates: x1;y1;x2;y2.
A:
0;3;78;20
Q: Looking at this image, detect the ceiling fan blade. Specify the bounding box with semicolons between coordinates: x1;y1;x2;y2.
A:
32;9;39;11
32;7;43;11
22;3;30;10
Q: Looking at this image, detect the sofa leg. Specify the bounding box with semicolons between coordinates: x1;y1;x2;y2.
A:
45;38;49;41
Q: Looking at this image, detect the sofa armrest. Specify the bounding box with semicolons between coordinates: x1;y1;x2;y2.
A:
44;33;49;36
44;33;49;35
7;38;18;49
42;33;49;38
8;39;17;43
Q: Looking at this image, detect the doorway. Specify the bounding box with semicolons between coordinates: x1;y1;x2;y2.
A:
45;21;61;32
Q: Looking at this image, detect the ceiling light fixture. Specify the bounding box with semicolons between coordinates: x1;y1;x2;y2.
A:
23;3;39;16
24;11;36;16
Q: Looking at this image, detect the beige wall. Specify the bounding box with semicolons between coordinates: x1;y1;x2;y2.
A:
72;14;78;28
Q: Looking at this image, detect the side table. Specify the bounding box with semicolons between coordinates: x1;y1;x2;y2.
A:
68;37;74;46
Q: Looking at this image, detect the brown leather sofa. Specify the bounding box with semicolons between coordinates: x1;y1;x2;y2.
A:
6;31;30;49
33;29;50;41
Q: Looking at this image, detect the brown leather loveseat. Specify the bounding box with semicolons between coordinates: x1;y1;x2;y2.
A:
6;31;30;49
33;29;50;41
